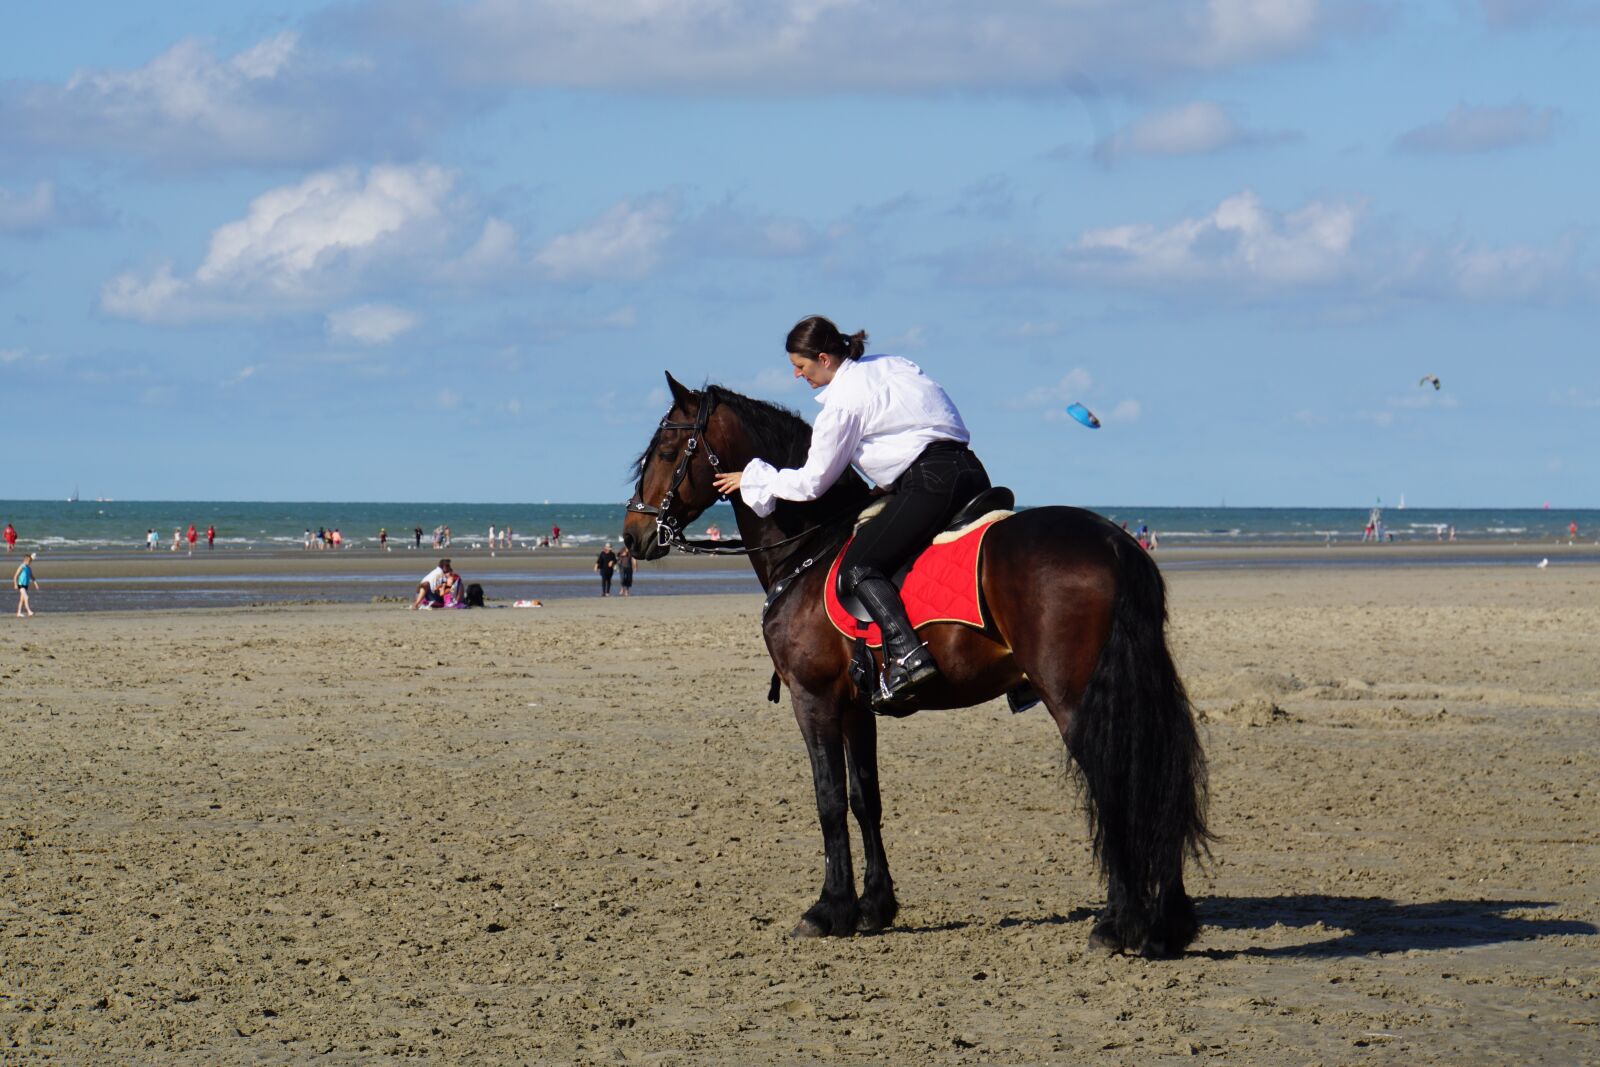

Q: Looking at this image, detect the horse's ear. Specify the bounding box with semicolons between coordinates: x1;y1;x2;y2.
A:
664;371;698;410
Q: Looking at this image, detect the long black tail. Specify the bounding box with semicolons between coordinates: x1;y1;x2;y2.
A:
1067;532;1210;949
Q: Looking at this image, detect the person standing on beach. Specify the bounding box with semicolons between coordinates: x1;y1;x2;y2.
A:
551;523;560;545
187;524;197;553
617;547;634;597
206;525;216;549
595;543;618;596
3;522;15;553
13;553;36;617
414;526;423;549
146;529;157;551
379;528;388;551
172;529;181;552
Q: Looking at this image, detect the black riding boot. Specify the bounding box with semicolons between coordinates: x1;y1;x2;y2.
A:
851;574;939;712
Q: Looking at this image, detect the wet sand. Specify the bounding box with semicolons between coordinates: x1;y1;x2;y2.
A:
2;563;1598;1062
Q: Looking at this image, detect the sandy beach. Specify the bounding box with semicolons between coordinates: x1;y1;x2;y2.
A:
2;559;1598;1063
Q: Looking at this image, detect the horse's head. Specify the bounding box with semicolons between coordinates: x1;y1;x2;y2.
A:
624;372;735;560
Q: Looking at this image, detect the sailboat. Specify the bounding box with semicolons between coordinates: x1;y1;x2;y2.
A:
68;485;79;503
1397;494;1406;510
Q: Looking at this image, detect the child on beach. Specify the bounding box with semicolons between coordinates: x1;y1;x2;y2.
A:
13;553;36;617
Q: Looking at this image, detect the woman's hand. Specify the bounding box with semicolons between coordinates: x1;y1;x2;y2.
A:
712;471;742;496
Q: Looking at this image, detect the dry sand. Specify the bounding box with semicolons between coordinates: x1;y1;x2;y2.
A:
2;562;1598;1063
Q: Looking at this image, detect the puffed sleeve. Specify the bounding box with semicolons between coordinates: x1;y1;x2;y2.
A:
736;403;863;518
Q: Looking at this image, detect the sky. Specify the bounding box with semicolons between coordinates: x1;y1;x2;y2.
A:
1;0;1596;507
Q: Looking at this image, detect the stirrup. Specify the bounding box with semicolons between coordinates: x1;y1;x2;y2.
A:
871;643;938;713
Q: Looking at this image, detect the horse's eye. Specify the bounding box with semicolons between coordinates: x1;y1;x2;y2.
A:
658;450;676;461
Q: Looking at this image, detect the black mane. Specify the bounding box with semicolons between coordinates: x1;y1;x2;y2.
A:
629;383;871;520
704;385;811;469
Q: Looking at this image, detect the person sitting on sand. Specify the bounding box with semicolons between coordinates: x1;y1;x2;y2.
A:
411;559;453;610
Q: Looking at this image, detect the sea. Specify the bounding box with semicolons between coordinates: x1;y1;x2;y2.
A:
3;499;1597;613
2;499;1596;553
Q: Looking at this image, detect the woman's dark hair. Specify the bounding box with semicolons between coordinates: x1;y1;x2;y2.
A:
786;315;867;362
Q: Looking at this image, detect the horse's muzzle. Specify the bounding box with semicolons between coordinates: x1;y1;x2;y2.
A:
623;522;670;561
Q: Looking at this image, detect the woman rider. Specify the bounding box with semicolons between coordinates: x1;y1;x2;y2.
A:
712;315;990;710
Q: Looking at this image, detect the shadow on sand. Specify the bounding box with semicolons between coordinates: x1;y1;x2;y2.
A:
1193;894;1597;959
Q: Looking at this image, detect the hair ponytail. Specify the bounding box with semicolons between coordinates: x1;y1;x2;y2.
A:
786;315;869;362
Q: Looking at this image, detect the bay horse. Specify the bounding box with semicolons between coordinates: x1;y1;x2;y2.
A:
624;373;1210;958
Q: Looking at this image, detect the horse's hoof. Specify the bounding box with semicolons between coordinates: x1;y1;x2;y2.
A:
855;914;886;934
789;917;827;939
1087;918;1125;955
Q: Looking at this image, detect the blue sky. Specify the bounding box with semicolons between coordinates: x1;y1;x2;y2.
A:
2;0;1596;506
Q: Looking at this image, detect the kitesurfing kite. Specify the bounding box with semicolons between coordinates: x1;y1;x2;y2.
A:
1419;375;1441;390
1065;402;1101;429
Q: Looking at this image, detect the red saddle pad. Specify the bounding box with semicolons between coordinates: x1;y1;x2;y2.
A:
824;517;1004;647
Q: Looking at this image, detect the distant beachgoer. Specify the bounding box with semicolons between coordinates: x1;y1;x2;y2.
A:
380;528;388;551
146;529;158;552
488;525;497;550
206;525;216;549
551;524;560;545
1448;525;1457;542
13;553;36;617
187;524;197;553
3;522;15;553
303;529;312;550
172;529;181;552
1570;521;1580;542
706;523;721;542
411;559;453;610
414;526;423;549
595;544;618;596
504;526;514;550
317;526;327;550
618;547;634;597
332;528;343;550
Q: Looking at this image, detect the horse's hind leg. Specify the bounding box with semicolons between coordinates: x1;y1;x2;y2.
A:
791;691;861;938
843;704;897;933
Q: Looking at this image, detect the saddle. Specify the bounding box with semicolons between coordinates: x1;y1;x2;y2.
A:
833;486;1015;624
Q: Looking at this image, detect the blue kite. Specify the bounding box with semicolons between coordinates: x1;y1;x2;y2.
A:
1065;402;1101;429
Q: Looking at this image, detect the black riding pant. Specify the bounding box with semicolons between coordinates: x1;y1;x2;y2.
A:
840;441;990;591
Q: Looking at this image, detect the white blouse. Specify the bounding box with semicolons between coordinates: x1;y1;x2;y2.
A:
737;354;969;518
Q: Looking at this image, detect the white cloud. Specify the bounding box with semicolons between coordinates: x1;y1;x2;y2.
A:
1109;399;1142;422
1395;102;1557;154
0;33;470;170
1013;369;1095;414
943;189;1592;309
348;0;1364;92
1069;189;1361;288
535;199;674;281
101;164;464;321
222;365;260;388
0;348;25;364
327;304;420;345
1094;101;1295;162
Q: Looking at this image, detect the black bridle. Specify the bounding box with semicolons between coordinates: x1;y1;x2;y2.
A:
626;391;752;556
626;391;843;558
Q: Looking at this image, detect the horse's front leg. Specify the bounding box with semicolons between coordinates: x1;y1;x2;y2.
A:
791;691;860;938
843;703;898;933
